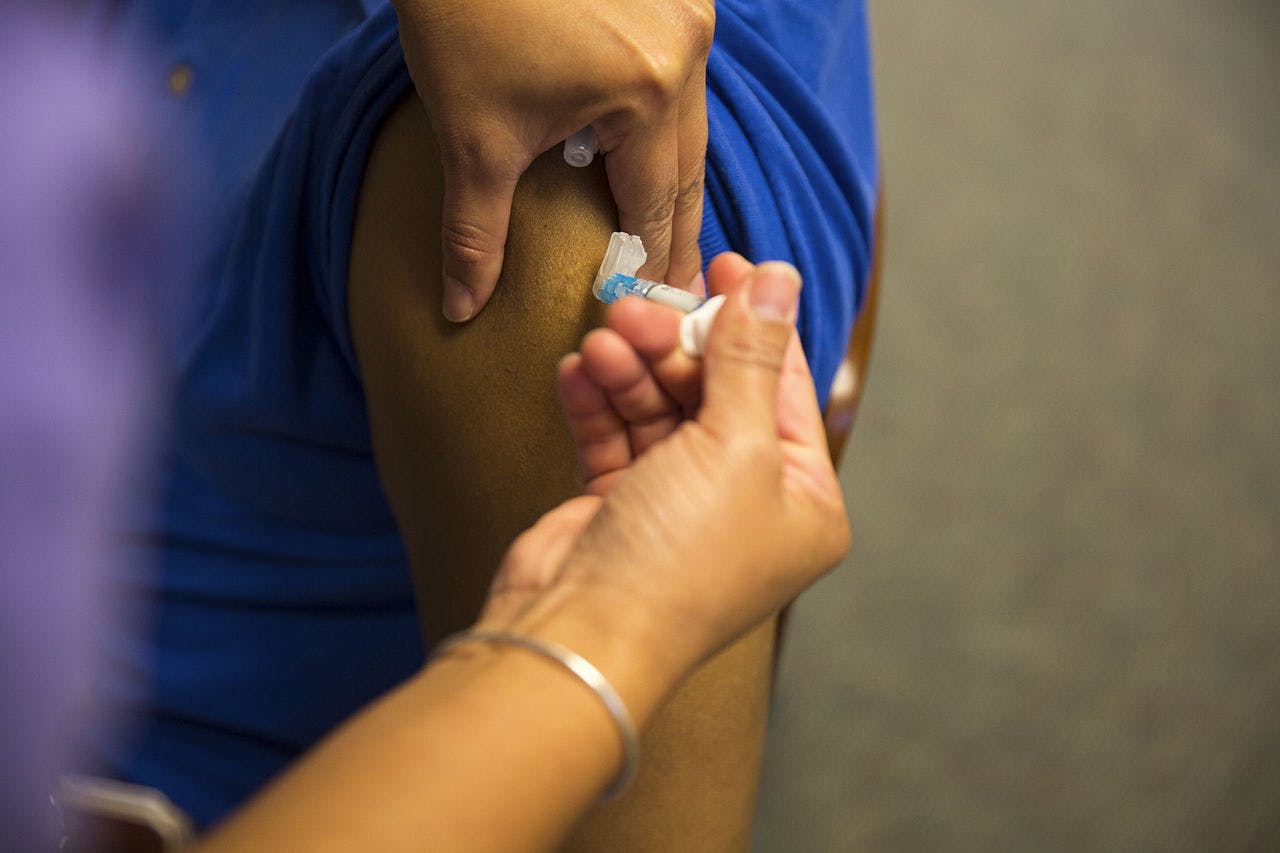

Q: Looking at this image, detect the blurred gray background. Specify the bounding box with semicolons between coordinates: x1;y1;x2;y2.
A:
753;1;1280;850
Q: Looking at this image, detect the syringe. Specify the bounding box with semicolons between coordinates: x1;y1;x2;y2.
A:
592;232;705;313
592;232;726;356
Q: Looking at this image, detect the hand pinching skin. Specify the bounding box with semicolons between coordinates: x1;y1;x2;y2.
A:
392;0;715;320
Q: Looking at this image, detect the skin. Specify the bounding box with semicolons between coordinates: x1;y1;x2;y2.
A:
390;0;714;320
346;94;777;850
196;256;849;853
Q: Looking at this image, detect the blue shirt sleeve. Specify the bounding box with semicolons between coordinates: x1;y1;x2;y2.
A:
699;0;878;406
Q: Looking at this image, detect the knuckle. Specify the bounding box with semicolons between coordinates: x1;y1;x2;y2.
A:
629;182;680;237
503;529;542;575
440;220;498;268
824;513;853;565
632;48;685;107
674;171;705;216
619;4;714;112
651;182;682;226
591;120;627;154
683;2;716;54
727;434;780;477
438;128;494;175
718;331;785;375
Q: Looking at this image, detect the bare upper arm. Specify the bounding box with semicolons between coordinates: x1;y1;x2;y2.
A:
349;95;612;639
348;94;773;850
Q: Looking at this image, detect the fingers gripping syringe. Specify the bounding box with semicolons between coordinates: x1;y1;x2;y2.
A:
592;232;727;357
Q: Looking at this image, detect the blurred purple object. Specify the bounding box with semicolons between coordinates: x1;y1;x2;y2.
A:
0;7;184;849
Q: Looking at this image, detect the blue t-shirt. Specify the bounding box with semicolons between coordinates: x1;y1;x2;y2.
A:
95;0;877;826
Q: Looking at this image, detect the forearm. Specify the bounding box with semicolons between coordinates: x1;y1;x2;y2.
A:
197;588;681;852
564;619;774;852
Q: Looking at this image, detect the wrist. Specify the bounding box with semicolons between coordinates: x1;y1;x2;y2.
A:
421;586;672;807
497;578;692;731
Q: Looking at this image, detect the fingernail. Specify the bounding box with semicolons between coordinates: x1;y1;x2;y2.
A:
749;263;800;322
443;277;475;322
690;271;707;297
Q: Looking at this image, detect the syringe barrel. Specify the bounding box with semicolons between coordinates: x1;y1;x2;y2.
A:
640;283;705;313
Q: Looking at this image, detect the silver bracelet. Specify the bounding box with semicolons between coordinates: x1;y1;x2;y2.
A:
432;630;641;800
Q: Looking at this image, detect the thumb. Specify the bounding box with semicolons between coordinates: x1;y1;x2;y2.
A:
438;148;523;322
698;262;802;440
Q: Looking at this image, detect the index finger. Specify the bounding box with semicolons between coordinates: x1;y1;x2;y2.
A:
605;116;679;284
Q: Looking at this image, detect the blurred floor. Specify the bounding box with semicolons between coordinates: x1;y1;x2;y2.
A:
753;1;1280;850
